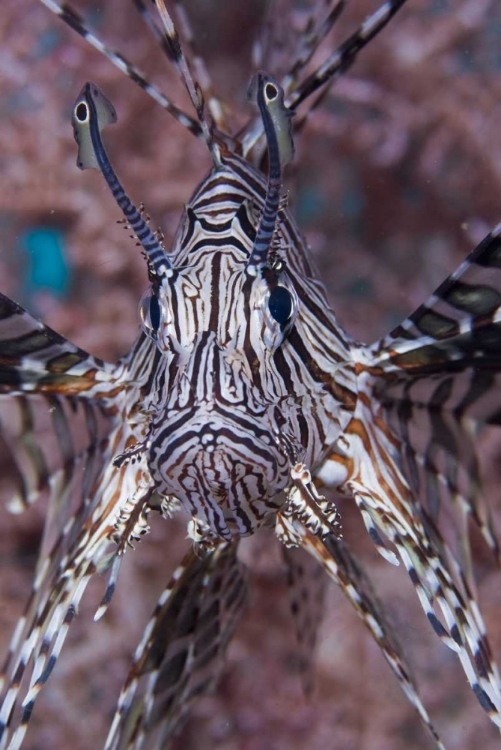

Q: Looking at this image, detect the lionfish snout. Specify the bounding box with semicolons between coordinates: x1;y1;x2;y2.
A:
147;412;290;539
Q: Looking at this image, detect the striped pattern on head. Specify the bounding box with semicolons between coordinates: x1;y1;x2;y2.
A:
129;145;356;541
6;2;501;749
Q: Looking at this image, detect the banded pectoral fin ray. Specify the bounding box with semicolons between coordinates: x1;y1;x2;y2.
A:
294;525;445;750
0;393;114;516
379;377;500;573
0;426;151;750
105;542;248;750
349;472;501;733
367;222;501;581
281;545;326;697
373;224;501;397
0;293;117;396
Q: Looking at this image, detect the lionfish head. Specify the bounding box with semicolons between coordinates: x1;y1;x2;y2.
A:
136;173;307;541
128;70;309;542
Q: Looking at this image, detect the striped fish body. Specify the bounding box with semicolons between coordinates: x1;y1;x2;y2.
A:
122;150;356;541
2;2;501;749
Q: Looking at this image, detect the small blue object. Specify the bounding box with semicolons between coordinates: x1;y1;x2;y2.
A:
20;228;70;298
345;276;373;301
340;187;364;221
296;186;327;225
33;28;62;60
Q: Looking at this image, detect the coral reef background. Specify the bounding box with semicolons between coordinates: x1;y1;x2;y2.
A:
1;1;501;748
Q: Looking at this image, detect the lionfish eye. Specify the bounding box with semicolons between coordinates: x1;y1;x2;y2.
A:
268;286;294;326
139;290;162;335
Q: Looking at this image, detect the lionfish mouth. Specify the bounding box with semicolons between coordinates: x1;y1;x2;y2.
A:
149;423;290;540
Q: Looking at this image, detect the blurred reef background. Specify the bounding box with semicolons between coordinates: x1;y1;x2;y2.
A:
1;1;501;748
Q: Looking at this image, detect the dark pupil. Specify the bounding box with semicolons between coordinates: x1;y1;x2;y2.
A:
268;286;293;326
76;102;87;122
265;83;278;100
149;295;161;331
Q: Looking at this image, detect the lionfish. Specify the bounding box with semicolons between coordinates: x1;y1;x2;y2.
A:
1;0;500;747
